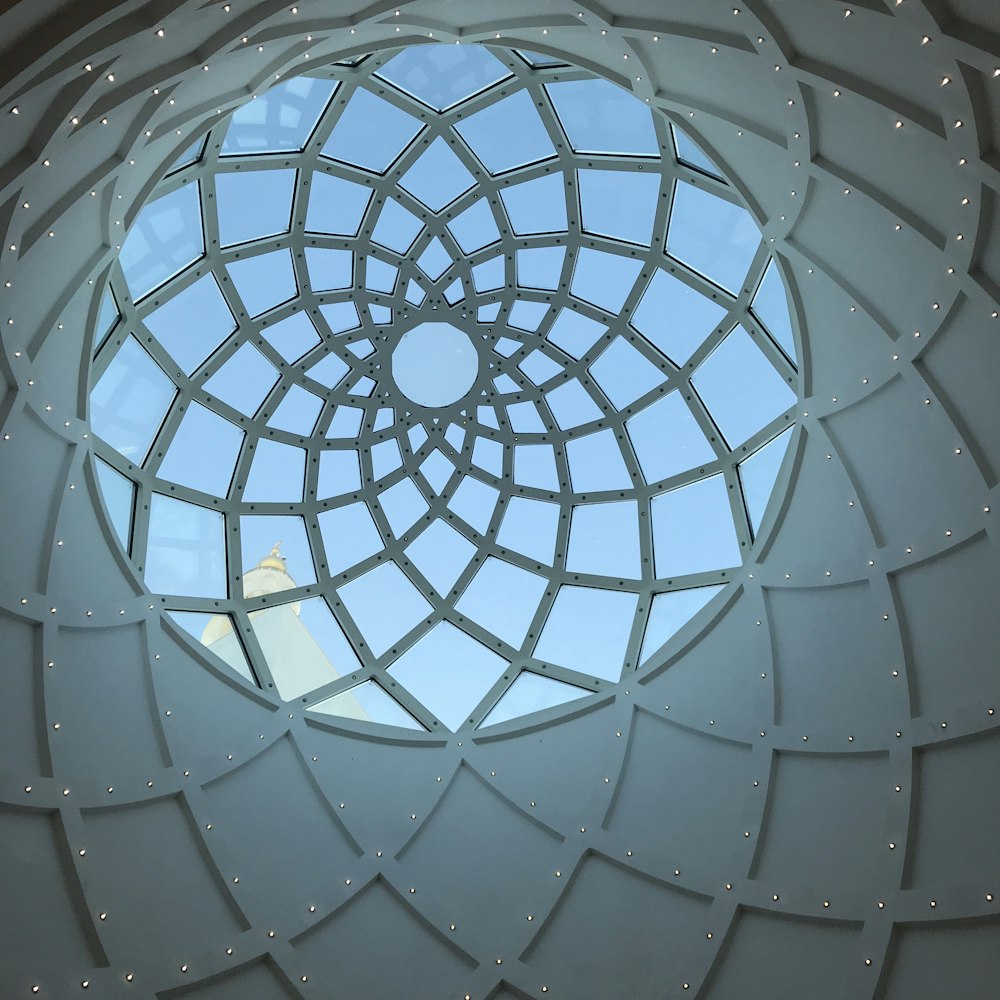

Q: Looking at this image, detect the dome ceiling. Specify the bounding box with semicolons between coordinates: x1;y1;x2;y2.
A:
1;2;999;998
88;44;798;733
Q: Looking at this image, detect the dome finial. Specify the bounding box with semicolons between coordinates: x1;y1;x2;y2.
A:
258;541;286;572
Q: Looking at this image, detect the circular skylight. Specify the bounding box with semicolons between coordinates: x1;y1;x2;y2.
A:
88;44;800;733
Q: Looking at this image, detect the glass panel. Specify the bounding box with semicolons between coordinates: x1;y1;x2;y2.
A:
318;501;384;575
630;268;727;366
167;610;256;683
144;273;236;375
478;302;502;323
387;622;508;731
455;557;547;647
671;124;725;181
480;671;590;727
312;681;423;730
216;168;296;246
570;248;643;313
416;237;452;280
455;89;557;174
94;457;134;550
408;424;428;451
751;258;796;361
546;309;607;360
345;339;373;359
243;439;306;502
515;49;568;69
168;135;206;173
651;475;741;577
405;279;426;307
447;476;499;533
516;247;565;291
371;438;403;479
519;350;563;386
691;325;796;447
350;376;377;398
472;436;504;476
305;172;374;236
371;198;424;254
626;390;716;484
327;404;364;438
267;384;324;435
496;497;559;565
404;518;477;595
318;301;361;335
369;303;393;325
566;429;632;492
545;79;658;155
239;515;315;587
338;562;432;658
262;311;321;364
500;174;568;235
588;336;665;409
399;136;476;211
90;336;176;463
226;248;298;317
252;596;360;701
493;373;521;395
567;501;641;579
472;255;505;292
321;88;423;173
378;478;429;536
544;378;603;430
578;169;661;246
478;405;500;428
533;585;638;682
639;586;725;664
119;181;204;300
305;247;353;291
419;449;455;494
507;401;547;434
444;279;465;305
366;256;398;294
376;44;511;110
739;426;794;535
203;343;279;416
157;402;244;497
508;300;550;332
145;494;226;598
318;449;361;498
446;198;501;254
668;181;759;294
222;77;337;155
95;287;119;348
445;422;465;451
514;443;559;491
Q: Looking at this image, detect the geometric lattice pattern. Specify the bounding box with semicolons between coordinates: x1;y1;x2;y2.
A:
89;45;799;732
2;2;999;998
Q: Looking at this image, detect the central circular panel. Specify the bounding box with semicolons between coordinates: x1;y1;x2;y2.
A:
392;322;479;407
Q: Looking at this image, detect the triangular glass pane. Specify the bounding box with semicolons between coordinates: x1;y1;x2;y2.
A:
480;671;591;728
167;610;257;684
312;681;424;730
387;621;509;730
739;426;794;536
376;44;511;111
639;586;725;664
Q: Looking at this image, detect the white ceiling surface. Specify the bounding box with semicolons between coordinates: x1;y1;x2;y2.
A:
1;1;999;997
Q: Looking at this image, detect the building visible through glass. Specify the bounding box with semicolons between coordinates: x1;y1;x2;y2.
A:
89;43;801;733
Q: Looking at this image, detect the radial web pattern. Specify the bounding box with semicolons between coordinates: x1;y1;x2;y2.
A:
89;44;800;733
